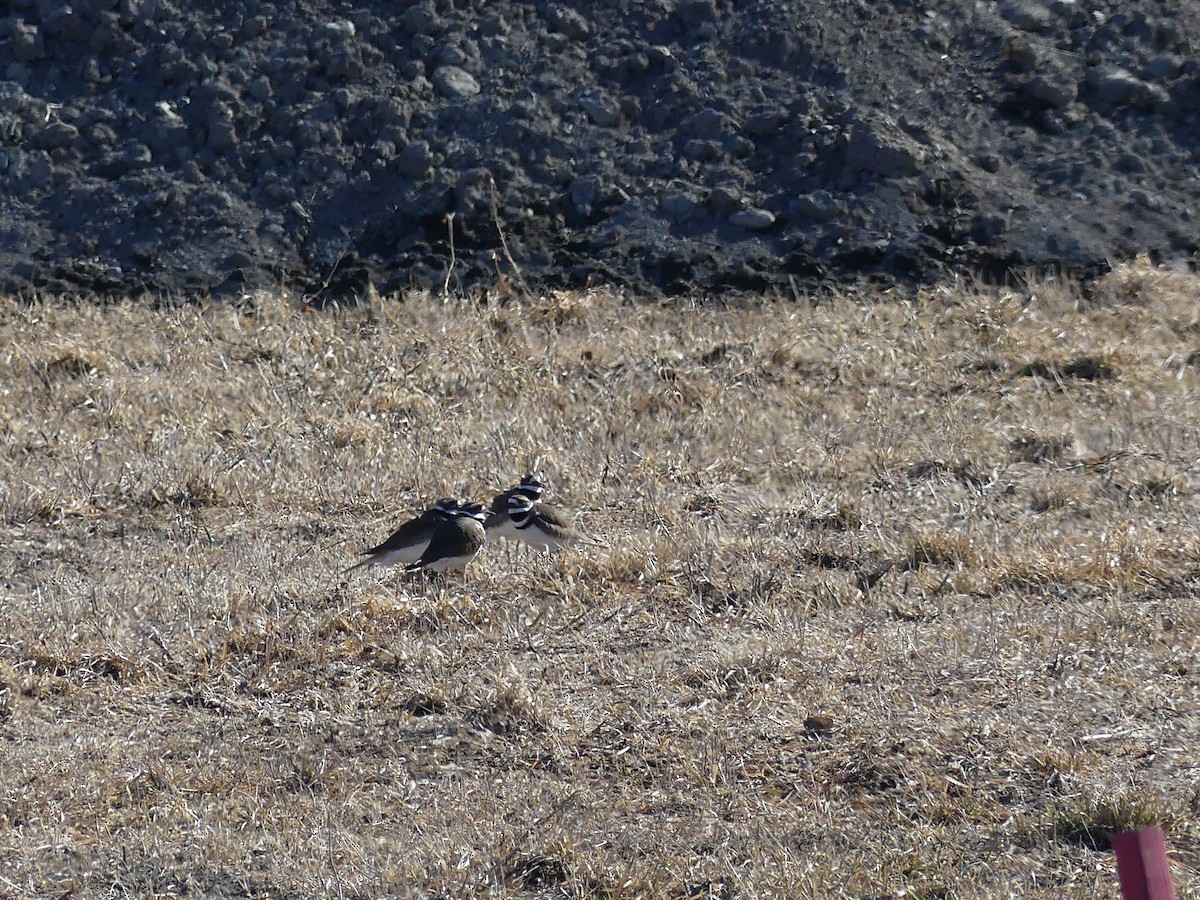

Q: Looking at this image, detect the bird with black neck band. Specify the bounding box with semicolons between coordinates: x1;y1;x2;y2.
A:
347;496;460;572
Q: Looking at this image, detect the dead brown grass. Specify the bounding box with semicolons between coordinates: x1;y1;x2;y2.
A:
1;257;1199;897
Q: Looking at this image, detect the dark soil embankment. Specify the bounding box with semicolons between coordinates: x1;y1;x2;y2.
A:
0;1;1197;299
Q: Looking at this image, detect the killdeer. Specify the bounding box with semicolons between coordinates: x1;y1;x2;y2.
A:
505;493;581;552
347;497;459;571
484;474;546;540
406;501;488;573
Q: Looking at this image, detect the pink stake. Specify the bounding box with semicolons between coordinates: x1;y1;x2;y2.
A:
1114;828;1176;900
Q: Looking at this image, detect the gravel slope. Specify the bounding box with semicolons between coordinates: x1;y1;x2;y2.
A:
0;0;1197;298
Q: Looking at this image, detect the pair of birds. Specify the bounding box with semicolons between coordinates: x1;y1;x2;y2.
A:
347;475;576;575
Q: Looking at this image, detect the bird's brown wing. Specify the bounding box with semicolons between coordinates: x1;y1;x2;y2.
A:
410;518;485;569
362;510;437;556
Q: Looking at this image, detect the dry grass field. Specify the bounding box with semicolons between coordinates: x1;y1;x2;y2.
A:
2;259;1199;898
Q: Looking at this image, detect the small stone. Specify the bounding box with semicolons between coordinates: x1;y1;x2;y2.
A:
1000;0;1054;32
34;121;79;150
397;140;432;178
87;122;117;146
679;0;717;23
683;139;720;161
400;2;438;35
725;135;755;157
743;111;784;136
81;57;103;82
546;6;591;40
9;21;45;61
1116;152;1145;173
0;86;30;114
242;16;268;38
1023;74;1075;109
5;63;30;87
917;20;948;51
660;187;701;221
479;14;508;37
1002;35;1041;74
116;141;152;167
975;153;1001;173
318;20;356;40
971;213;1007;244
569;176;599;215
706;187;744;215
1047;0;1078;17
153;99;182;122
437;44;469;67
247;76;272;101
1143;55;1183;81
41;4;92;42
1086;65;1165;108
580;94;620;127
19;150;52;188
376;97;410;125
683;107;731;139
265;181;292;202
793;191;840;222
843;119;926;179
729;208;776;230
1130;190;1166;213
399;58;425;79
647;45;676;69
432;66;480;99
207;121;236;151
